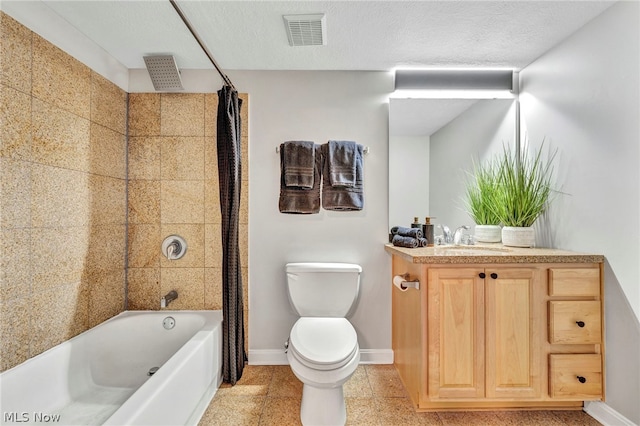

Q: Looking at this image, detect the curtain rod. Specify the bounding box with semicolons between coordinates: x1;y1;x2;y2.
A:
169;0;236;91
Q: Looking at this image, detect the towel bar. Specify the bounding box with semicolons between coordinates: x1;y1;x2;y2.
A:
276;146;370;154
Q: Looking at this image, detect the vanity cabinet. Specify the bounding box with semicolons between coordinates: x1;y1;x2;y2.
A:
389;248;605;411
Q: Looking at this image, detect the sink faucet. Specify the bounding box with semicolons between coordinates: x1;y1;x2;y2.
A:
161;290;178;308
453;225;470;245
438;224;452;244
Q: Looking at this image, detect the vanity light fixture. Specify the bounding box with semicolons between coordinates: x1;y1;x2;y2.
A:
391;68;516;99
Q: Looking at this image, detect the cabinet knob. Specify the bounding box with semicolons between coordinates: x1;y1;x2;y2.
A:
577;376;587;384
479;273;486;279
576;321;586;328
490;273;498;279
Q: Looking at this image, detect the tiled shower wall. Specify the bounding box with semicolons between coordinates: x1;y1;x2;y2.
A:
126;93;249;316
0;13;127;370
0;12;250;372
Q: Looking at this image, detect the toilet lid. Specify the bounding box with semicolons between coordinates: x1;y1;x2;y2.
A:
289;318;358;367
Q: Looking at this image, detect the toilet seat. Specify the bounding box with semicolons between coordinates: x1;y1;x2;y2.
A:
289;317;358;371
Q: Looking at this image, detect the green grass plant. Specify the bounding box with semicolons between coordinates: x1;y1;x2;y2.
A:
464;157;502;225
491;142;557;228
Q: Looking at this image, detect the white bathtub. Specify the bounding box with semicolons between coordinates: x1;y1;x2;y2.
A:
0;310;223;426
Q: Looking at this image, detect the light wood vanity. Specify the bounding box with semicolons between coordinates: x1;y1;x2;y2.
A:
386;243;605;411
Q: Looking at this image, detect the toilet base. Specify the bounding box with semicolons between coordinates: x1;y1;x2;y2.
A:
300;383;346;426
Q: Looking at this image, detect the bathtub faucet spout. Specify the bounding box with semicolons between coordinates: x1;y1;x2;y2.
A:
161;290;178;308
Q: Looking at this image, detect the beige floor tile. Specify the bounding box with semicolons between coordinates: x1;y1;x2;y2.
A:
344;365;373;397
345;397;380;425
258;396;302;426
551;410;602;425
365;364;407;397
217;365;274;397
496;410;567;426
375;396;423;426
199;394;265;426
267;365;303;397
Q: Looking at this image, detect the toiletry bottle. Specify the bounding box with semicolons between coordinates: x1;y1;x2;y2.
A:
411;217;422;229
423;217;435;247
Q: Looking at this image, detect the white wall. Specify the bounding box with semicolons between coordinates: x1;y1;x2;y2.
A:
388;135;430;229
519;2;640;424
228;71;394;364
429;99;517;230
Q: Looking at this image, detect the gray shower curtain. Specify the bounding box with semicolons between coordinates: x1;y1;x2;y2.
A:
217;85;245;384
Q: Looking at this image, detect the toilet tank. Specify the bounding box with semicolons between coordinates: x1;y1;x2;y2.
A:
286;262;362;317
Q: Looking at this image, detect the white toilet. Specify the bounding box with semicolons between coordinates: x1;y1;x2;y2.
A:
285;262;362;426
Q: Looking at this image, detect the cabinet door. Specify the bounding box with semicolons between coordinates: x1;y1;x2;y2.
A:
485;268;543;399
428;268;485;399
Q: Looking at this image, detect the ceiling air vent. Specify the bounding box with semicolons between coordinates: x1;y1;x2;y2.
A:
143;55;184;91
283;14;326;46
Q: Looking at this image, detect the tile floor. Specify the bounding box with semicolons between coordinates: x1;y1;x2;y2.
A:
198;364;602;426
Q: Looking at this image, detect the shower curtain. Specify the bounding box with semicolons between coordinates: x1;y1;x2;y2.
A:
217;85;245;384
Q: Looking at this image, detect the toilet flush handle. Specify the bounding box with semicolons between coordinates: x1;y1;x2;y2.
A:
284;337;289;353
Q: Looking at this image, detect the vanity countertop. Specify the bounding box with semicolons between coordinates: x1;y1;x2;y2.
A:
385;243;604;264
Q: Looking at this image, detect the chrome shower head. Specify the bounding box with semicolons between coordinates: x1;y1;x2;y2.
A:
143;55;184;91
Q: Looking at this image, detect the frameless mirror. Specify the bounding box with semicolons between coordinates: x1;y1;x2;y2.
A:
388;97;517;232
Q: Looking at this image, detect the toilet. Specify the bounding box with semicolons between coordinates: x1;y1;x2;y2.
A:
285;262;362;426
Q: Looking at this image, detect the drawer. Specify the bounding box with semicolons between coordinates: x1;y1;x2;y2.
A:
549;301;601;344
549;268;600;297
549;354;602;399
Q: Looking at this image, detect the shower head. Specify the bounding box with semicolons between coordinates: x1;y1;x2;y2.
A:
143;55;184;91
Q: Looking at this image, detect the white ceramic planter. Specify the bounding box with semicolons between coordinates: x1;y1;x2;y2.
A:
474;225;502;243
501;226;535;247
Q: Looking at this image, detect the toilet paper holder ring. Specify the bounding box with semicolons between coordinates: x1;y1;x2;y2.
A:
397;273;420;290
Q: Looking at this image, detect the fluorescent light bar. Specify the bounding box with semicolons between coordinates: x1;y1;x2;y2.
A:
394;69;514;92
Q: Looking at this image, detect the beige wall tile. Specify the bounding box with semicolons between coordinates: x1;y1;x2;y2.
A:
160;93;204;136
129;93;160;136
0;12;32;93
0;297;32;370
204;137;218;180
127;268;160;310
90;123;126;179
161;136;205;180
204;224;222;268
0;158;31;228
128;224;161;268
31;164;90;228
0;228;32;302
32;98;91;172
204;93;218;138
32;34;91;119
161;180;204;224
204;179;221;224
128;136;161;180
86;224;126;274
0;85;32;160
128;180;161;224
160;267;205;310
160;224;205;268
31;226;89;293
91;72;126;134
204;267;222;310
88;269;125;328
89;174;126;225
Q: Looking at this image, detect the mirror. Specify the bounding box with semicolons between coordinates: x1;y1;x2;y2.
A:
389;97;517;232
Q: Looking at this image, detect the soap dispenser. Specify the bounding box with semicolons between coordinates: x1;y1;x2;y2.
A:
423;217;435;247
411;217;422;229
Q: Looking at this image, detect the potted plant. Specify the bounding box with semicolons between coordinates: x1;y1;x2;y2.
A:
491;142;557;247
464;157;503;242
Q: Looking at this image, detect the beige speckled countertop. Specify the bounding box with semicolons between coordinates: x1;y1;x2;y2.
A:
385;243;604;264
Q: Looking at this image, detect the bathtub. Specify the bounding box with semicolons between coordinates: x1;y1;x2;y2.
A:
0;310;222;426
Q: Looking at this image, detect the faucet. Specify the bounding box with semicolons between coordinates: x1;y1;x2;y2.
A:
438;224;452;244
161;290;178;308
453;225;470;245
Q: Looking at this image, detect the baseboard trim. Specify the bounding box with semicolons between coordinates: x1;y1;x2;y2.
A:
248;349;394;366
584;401;637;426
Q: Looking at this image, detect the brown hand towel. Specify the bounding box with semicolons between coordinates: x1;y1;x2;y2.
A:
282;141;316;189
279;144;322;214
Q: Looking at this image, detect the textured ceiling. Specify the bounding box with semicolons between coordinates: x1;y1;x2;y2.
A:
38;0;614;71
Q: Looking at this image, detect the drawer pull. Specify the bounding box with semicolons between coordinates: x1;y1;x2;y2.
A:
576;321;586;328
479;272;486;279
577;376;587;384
490;273;498;279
